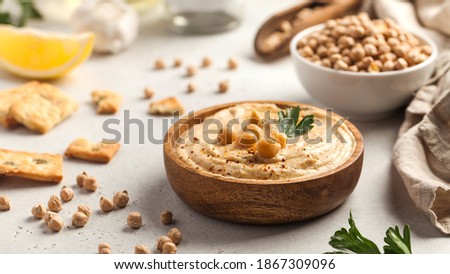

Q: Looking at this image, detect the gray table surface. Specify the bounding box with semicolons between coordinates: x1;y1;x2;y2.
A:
0;0;448;254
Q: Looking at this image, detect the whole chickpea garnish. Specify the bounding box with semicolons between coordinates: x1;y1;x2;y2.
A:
256;138;281;159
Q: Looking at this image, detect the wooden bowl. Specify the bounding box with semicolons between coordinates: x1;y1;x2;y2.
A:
163;101;364;225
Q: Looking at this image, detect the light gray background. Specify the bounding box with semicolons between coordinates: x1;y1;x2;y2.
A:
0;0;448;254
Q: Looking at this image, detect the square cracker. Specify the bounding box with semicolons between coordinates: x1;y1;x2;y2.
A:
0;149;63;183
65;138;121;163
91;90;122;114
149;97;185;116
7;83;79;134
0;81;40;128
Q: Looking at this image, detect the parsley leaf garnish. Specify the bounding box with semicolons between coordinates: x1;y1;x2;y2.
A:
326;212;412;254
277;106;314;138
0;0;42;27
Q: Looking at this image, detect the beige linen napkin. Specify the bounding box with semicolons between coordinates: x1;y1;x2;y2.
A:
368;0;450;233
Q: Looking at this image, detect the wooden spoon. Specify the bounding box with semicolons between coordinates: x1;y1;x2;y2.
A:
254;0;362;61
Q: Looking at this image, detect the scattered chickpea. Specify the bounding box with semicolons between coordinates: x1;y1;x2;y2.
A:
162;242;177;254
76;172;87;188
72;212;89;227
173;57;183;68
201;57;212;67
78;204;92;217
154;58;165;69
48;215;64;232
98;242;111;253
127;211;142;229
228;58;238;70
256;138;281;158
60;186;74;202
144;87;154;99
0;195;10;211
167;228;182;245
43;211;57;224
186;65;196;77
187;82;196;93
135;245;151;254
113;190;129;208
31;204;46;219
156;236;173;250
100;197;114;213
48;195;62;212
83;176;98;192
218;80;229;93
160;210;173;225
99;248;112;254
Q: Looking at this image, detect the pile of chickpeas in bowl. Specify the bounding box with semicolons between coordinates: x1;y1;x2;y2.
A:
296;13;433;73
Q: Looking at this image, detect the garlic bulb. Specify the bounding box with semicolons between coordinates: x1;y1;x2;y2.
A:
72;0;139;54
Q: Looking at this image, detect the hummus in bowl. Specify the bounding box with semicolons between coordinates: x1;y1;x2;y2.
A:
164;101;363;224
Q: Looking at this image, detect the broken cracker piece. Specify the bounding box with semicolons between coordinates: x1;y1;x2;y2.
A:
65;138;121;164
4;82;78;134
0;149;63;183
91;90;122;114
149;97;185;116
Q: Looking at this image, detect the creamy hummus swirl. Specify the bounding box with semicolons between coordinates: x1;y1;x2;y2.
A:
175;103;356;181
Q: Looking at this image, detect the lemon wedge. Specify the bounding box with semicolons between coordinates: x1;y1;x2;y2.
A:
0;25;95;79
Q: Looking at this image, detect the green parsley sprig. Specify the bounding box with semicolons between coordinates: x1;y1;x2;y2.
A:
277;106;314;138
0;0;42;27
326;213;412;254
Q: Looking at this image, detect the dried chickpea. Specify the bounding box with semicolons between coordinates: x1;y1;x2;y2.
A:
167;228;182;245
299;46;313;58
127;211;142;229
412;54;428;64
342;56;351;65
228;58;238;70
363;36;377;45
48;195;62;212
379;53;396;62
187;82;196;93
333;60;349;70
144;87;154;99
173;57;183;67
421;45;432;55
361;56;374;69
329;53;342;65
217;127;235;145
378;43;391;54
113;191;129;208
100;197;114;212
48;215;64;232
306;38;318;50
98;242;111;253
99;248;112;254
186;65;196;77
348;65;358;72
279;20;292;33
160;210;173;225
350;46;365;61
72;212;89;227
256;138;281;158
325;19;337;29
218;80;229;93
76;172;88;188
154;58;165;69
364;43;377;56
135;245;151;254
316;46;328;58
368;61;381;72
382;60;395;71
83;176;98;192
331;25;347;38
338;36;355;48
44;212;57;224
394;58;408;70
31;204;46;219
157;236;173;250
162;242;177;254
393;45;409;58
0;196;10;211
348;25;365;38
60;186;74;202
341;48;350;57
327;46;340;56
78;204;92;217
201;56;212;67
235;131;258;147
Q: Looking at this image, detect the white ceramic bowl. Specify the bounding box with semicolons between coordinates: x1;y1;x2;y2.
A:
290;24;438;120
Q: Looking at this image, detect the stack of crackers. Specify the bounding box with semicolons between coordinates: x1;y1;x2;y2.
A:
0;82;78;134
